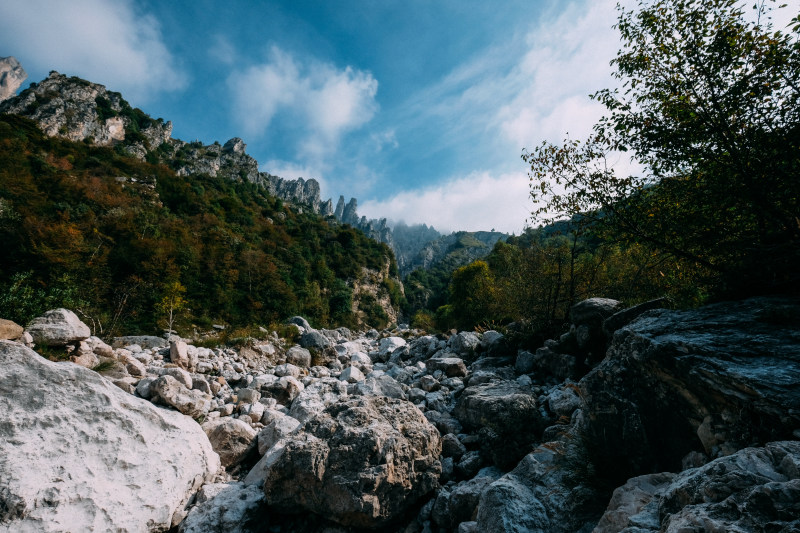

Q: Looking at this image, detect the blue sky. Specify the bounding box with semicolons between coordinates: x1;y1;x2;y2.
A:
0;0;628;233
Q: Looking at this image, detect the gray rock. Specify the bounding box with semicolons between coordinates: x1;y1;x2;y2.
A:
428;356;469;378
286;345;312;368
454;380;543;469
287;316;311;331
151;375;210;418
202;417;258;468
257;396;441;528
256;415;301;455
449;331;480;354
299;330;332;351
289;378;348;424
340;365;366;383
594;441;800;533
179;482;266;533
570;298;623;326
351;374;407;400
237;388;261;404
579;297;800;484
0;56;27;102
112;335;166;349
25;308;90;346
547;385;582;418
274;362;301;378
0;341;219;532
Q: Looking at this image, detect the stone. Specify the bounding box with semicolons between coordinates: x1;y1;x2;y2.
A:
514;350;536;374
289;378;349;424
261;375;304;405
237;388;261;404
547;385;582;418
170;339;197;372
151;375;210;418
179;482;266;533
594;441;800;533
454;380;543;469
256;396;441;528
0;318;23;340
112;335;166;349
579;297;800;485
256;415;301;455
0;341;219;532
448;331;480;354
531;346;576;380
286;345;312;368
441;433;467;459
340;365;366;383
25;308;90;346
299;330;332;350
287;316;311;331
159;366;194;388
70;341;100;368
274;363;301;378
202;417;258;468
570;298;622;326
378;336;407;361
602;297;669;338
0;56;27;102
427;357;468;377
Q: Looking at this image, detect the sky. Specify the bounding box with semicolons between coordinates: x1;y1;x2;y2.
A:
0;0;632;234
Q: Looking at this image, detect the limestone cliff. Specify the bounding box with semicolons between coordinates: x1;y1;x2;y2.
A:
0;56;27;102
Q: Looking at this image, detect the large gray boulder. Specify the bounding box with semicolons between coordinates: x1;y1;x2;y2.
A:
454;380;543;468
253;395;441;528
0;341;220;532
25;308;90;346
579;297;800;485
594;441;800;532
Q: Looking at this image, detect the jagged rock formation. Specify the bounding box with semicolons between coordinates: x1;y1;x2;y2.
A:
0;71;172;153
0;56;26;102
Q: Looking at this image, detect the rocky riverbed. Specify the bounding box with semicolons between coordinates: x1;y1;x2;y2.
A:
1;297;798;532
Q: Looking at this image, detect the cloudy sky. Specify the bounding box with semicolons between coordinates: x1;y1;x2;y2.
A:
1;0;629;234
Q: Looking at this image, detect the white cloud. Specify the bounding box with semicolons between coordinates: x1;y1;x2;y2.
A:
0;0;185;103
359;171;533;235
227;47;378;161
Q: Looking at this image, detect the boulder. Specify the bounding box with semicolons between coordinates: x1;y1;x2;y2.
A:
427;357;468;377
287;316;311;331
579;297;800;485
299;330;332;351
179;482;266;533
256;396;441;528
448;331;480;355
288;378;348;424
202;417;258;468
594;441;800;532
340;365;365;383
0;318;23;340
151;375;210;418
112;335;166;349
170;339;197;372
256;415;301;455
0;341;219;532
285;346;312;368
454;380;543;469
25;308;90;346
377;336;406;361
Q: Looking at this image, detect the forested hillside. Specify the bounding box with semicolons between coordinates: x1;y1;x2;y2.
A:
0;113;399;334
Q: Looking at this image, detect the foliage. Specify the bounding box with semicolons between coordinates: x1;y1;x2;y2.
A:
0;114;395;334
524;0;800;297
156;280;187;334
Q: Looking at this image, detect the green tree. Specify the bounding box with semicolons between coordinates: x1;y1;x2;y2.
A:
525;0;800;296
448;260;497;330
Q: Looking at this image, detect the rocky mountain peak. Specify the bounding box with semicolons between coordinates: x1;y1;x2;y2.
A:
0;70;172;156
0;56;27;102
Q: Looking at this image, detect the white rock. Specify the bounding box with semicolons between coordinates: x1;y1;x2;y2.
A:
170;340;197;372
179;482;266;533
0;341;219;532
25;308;90;346
379;337;407;359
340;366;366;383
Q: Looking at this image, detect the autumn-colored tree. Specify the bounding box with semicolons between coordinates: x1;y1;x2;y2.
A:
156;280;187;334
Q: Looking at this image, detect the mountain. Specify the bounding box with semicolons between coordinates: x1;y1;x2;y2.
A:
0;71;404;333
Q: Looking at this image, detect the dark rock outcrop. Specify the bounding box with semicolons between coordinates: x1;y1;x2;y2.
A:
580;297;800;484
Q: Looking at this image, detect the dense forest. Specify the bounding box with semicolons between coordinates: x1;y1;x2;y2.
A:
0;114;398;335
